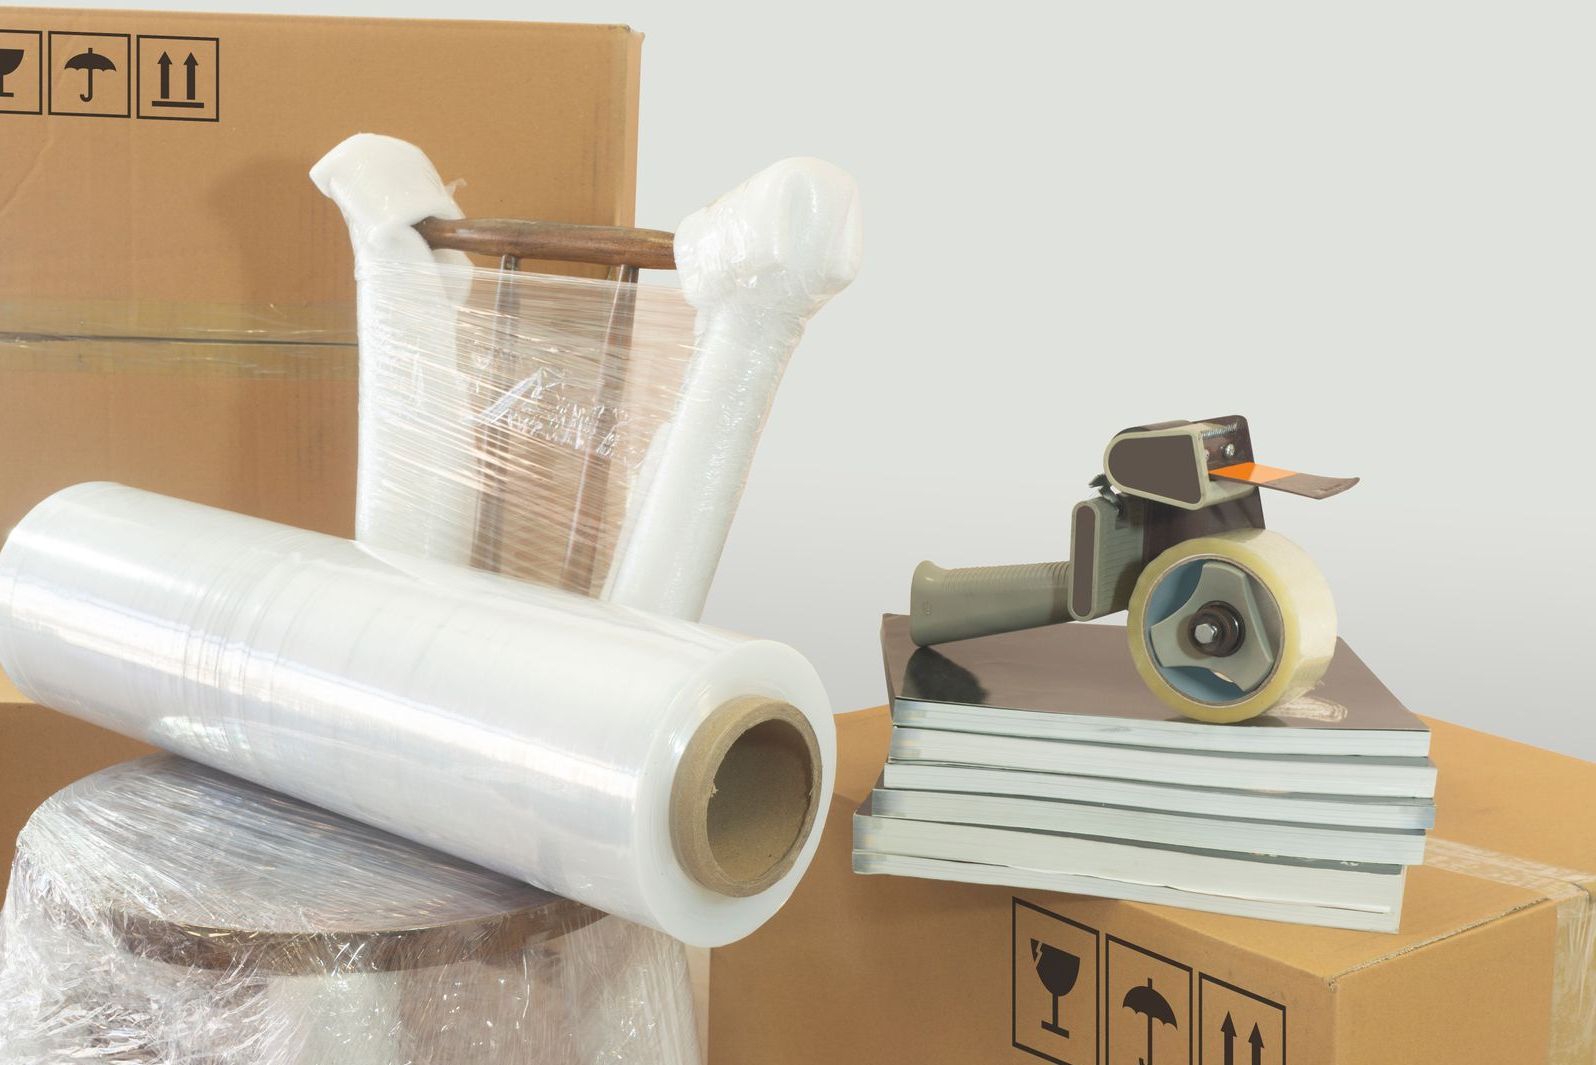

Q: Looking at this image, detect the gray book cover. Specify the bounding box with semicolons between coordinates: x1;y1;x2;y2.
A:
882;613;1428;740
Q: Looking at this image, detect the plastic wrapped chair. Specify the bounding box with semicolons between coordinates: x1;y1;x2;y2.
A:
412;214;678;594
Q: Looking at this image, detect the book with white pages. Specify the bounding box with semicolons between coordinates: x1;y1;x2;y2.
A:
890;728;1438;798
869;785;1428;865
853;803;1407;933
882;614;1431;758
881;761;1436;831
851;850;1401;933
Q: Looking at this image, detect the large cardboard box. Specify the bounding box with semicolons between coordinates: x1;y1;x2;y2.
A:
1;7;643;889
1;7;642;537
710;707;1596;1065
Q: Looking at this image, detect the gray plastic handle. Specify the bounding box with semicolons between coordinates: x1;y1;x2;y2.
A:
909;560;1072;646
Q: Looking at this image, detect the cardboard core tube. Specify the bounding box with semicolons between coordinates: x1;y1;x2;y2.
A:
670;697;822;898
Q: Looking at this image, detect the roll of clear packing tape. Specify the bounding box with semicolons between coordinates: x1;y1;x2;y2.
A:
0;483;834;949
1127;529;1337;724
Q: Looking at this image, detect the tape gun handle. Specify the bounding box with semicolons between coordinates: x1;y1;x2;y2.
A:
909;560;1073;647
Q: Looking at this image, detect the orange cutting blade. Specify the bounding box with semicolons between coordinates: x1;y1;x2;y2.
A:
1211;462;1359;500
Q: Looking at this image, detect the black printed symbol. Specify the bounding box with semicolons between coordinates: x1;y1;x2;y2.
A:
64;45;114;101
1105;937;1190;1065
1217;1014;1265;1065
1013;899;1099;1065
48;33;129;117
1199;975;1284;1065
1122;978;1178;1065
1031;940;1082;1038
0;47;24;96
0;30;42;114
136;35;218;122
152;50;200;108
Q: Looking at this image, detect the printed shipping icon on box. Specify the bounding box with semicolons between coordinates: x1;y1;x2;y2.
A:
48;30;128;117
136;34;216;120
1198;975;1284;1065
1013;900;1099;1064
1106;937;1191;1065
0;28;44;114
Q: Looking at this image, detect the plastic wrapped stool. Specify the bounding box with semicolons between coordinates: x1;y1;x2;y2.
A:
0;755;700;1064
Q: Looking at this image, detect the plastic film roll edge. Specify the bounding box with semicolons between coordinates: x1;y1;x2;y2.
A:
670;696;822;898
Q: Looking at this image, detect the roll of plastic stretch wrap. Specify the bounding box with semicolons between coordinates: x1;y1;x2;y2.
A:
0;483;835;949
0;756;699;1064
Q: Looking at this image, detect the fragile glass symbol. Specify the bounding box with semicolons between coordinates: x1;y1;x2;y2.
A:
0;49;24;98
1030;939;1081;1039
65;47;114;102
152;51;202;108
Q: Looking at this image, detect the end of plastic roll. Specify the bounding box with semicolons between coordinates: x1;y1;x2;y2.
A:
309;133;467;268
675;157;863;315
671;696;822;899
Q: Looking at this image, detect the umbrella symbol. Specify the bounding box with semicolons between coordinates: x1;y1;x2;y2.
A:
65;46;115;103
1121;977;1177;1065
1030;939;1081;1038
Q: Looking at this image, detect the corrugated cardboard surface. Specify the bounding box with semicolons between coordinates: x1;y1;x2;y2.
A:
1;7;642;537
1;8;641;307
709;708;1596;1065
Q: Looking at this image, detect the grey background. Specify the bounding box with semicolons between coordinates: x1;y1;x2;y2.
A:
46;0;1596;759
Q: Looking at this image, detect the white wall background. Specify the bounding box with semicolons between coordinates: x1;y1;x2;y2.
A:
49;0;1596;759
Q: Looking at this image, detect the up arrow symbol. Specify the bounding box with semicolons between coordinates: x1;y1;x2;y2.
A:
156;51;171;99
1219;1012;1236;1065
1248;1021;1265;1065
183;53;198;101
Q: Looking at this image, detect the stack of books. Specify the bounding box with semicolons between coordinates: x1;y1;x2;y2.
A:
853;615;1436;931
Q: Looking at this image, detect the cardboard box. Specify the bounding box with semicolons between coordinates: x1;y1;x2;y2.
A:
1;7;643;891
710;707;1596;1065
2;6;641;537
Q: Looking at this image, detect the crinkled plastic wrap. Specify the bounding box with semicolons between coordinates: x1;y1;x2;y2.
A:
0;755;698;1064
313;134;863;620
0;483;834;950
351;261;702;600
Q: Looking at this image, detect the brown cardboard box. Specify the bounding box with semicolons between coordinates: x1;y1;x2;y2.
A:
1;7;643;889
710;708;1596;1065
2;7;641;538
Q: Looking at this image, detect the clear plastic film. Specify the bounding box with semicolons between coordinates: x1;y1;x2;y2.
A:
353;261;701;600
603;156;863;619
313;134;864;620
0;483;835;949
0;755;699;1064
